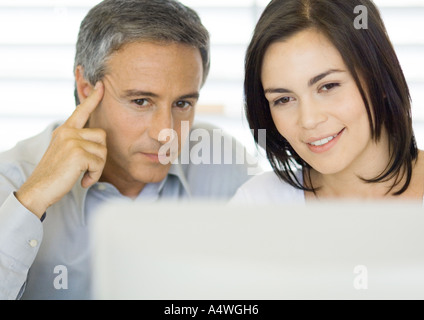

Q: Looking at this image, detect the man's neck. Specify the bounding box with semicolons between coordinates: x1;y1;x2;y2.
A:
99;171;146;199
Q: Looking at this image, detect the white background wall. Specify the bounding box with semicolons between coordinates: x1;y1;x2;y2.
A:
0;0;423;163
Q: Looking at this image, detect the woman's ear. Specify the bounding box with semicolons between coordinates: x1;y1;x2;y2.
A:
75;66;94;104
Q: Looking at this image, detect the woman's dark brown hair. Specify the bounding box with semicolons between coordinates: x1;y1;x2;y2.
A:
245;0;417;195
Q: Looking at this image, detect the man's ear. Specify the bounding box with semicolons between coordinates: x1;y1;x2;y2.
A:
75;66;94;104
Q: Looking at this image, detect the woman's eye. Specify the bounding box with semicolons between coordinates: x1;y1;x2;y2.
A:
274;96;294;106
320;83;340;92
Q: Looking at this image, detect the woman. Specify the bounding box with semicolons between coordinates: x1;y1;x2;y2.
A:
231;0;424;203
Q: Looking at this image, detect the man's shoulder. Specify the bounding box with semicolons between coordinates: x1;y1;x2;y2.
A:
0;122;59;190
0;122;60;163
0;122;58;166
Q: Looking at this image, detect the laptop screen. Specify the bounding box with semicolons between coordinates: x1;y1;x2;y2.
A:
89;201;424;300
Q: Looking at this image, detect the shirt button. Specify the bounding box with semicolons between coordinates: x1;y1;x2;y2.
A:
97;184;106;191
28;239;38;248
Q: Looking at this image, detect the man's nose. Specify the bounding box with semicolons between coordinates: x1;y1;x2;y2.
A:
149;107;173;143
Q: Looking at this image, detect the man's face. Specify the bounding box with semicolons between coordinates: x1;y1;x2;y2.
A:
88;41;203;196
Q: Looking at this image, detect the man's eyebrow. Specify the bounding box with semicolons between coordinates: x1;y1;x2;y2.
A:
264;69;345;95
122;90;199;100
179;92;200;100
123;90;159;98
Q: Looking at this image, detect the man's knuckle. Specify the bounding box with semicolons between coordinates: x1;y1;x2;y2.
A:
99;129;107;139
67;143;84;157
101;146;108;158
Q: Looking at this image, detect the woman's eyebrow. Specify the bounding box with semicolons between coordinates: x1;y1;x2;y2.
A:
308;69;345;87
264;87;292;94
264;69;346;95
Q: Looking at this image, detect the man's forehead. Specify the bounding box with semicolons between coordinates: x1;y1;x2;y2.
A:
107;41;202;67
101;41;203;99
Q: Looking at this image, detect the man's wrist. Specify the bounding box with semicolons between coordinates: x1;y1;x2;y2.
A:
15;188;48;220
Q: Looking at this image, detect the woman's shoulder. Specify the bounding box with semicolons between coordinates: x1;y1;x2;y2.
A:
229;170;305;204
243;170;286;187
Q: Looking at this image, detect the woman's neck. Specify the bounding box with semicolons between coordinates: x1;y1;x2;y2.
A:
307;169;395;199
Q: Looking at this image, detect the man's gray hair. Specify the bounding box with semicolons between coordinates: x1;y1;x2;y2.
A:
74;0;210;104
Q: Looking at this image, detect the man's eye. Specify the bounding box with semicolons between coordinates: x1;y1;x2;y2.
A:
175;101;192;109
133;99;149;106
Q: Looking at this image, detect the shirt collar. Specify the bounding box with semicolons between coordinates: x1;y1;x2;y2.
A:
167;161;192;197
73;161;191;225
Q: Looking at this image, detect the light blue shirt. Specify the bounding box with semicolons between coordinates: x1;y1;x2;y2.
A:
0;121;260;300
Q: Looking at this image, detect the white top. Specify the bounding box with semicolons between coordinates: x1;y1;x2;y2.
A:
230;169;424;206
229;170;306;205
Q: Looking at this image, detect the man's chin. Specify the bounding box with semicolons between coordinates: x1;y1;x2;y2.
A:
130;165;172;185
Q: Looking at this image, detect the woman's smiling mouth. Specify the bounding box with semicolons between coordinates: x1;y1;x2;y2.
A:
306;128;345;152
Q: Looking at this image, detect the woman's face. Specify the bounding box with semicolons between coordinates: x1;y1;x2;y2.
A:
261;29;384;176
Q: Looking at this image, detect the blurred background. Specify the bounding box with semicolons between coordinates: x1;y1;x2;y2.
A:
0;0;423;169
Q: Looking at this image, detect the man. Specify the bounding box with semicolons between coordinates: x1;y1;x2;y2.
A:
0;0;258;299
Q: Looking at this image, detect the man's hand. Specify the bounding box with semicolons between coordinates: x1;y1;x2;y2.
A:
16;82;107;219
